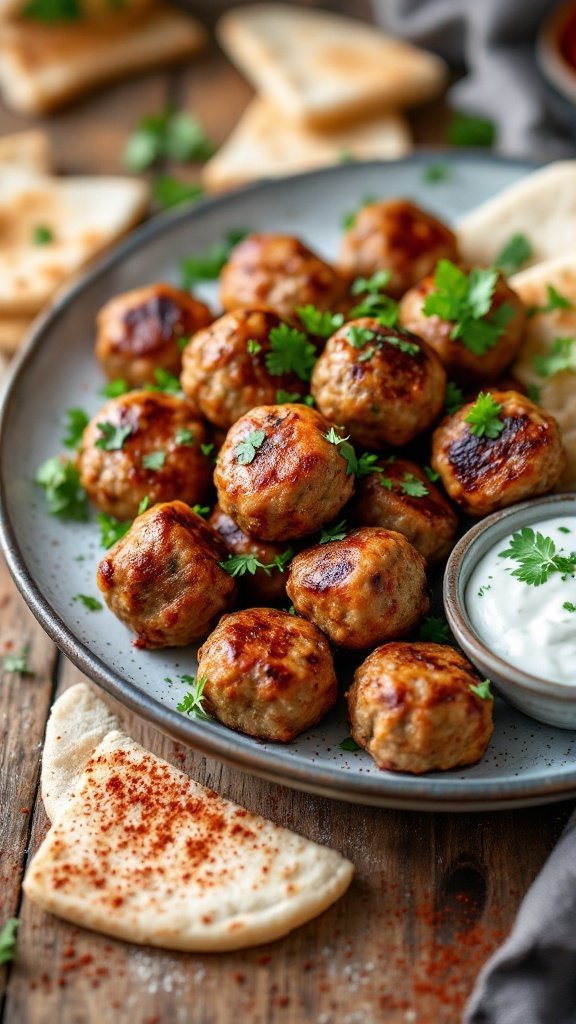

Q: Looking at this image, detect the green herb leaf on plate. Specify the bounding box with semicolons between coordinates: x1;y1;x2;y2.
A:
446;111;496;148
62;407;89;449
493;233;533;276
73;594;103;612
177;674;211;721
527;284;573;318
533;337;576;378
36;457;88;520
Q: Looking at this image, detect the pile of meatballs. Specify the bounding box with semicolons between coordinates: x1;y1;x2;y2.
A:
72;198;567;776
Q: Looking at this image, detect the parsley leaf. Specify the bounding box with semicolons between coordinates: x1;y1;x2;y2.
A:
33;224;54;245
445;381;464;415
296;305;344;338
345;326;418;356
95;421;132;451
180;229;248;286
97;513;130;549
533;337;576;378
235;429;266;465
465;392;505;439
526;383;542;404
356;452;386;479
124;108;214;172
349;271;398;323
323;428;358;476
418;615;453;645
469;679;494;701
247;339;262;355
341;193;377;230
351;270;391;296
346;325;375;349
265;323;317;381
22;0;79;21
275;390;315;406
446;111;496;147
563;601;576;613
423;162;451;184
0;919;19;965
138;496;150;514
319;519;348;544
219;549;292;577
494;233;533;276
423;261;512;355
192;504;210;518
175;427;195;447
400;473;429;497
73;594;102;612
200;442;215;460
176;674;212;721
3;648;33;676
36;457;88;521
339;736;360;752
527;284;572;318
62;407;89;449
145;368;182;395
499;528;576;586
100;378;130;399
152;176;204;211
424;465;440;483
142;450;166;471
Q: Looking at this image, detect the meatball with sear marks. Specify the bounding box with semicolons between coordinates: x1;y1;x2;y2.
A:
96;501;237;648
214;403;355;541
346;642;494;774
198;607;337;742
209;503;293;604
286;527;430;649
77;391;212;520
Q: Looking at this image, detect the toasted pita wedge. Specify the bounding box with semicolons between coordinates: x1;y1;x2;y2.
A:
25;685;353;951
0;130;51;173
0;169;148;315
0;5;206;115
203;96;411;192
217;4;447;129
457;162;576;269
511;255;576;490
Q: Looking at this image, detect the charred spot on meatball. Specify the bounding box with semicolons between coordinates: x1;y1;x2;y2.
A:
286;527;430;649
96;500;237;648
311;318;446;449
214;403;355;541
431;390;566;517
339;199;458;299
95;283;212;386
77;390;212;520
197;607;337;742
347;642;494;773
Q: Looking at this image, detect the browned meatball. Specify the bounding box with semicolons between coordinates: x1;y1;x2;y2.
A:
220;234;348;322
77;391;212;520
347;458;458;564
214;404;355;541
431;390;566;517
95;283;212;386
197;608;337;742
398;270;526;383
96;501;237;648
286;527;429;650
180;309;310;430
339;200;458;299
208;503;292;604
311;319;446;449
346;642;493;774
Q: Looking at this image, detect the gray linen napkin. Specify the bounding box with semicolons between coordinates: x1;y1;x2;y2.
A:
373;0;574;157
464;807;576;1024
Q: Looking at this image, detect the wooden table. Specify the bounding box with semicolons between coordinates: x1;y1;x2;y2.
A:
0;38;573;1024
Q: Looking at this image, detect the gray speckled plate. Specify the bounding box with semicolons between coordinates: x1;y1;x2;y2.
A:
2;154;576;811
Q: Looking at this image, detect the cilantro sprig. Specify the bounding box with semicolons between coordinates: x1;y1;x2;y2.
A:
97;514;130;549
142;450;166;471
0;919;19;965
176;675;212;721
345;325;418;358
275;390;314;407
95;422;133;452
219;549;292;577
266;323;317;381
235;429;266;465
145;368;182;395
465;392;505;439
418;615;453;645
152;177;204;211
499;528;576;586
445;381;465;415
180;229;248;286
296;305;344;338
423;260;513;355
36;457;88;521
124;108;215;172
494;234;533;276
100;379;130;399
533;337;576;378
469;679;494;701
349;271;399;324
319;520;348;544
528;284;572;318
73;594;102;612
62;407;89;450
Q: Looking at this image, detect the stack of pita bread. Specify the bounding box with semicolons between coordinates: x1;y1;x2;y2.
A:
0;0;206;115
203;3;448;191
0;130;149;358
24;684;353;950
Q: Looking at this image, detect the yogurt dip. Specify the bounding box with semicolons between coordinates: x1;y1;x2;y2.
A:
466;516;576;686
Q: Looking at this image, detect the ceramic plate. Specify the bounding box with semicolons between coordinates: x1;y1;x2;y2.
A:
2;154;576;811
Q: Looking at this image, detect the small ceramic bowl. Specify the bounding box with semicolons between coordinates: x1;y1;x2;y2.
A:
444;493;576;730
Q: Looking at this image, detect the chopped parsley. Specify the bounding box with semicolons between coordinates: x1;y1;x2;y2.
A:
533;337;576;378
477;584;492;597
145;368;182;395
265;323;317;381
95;421;133;451
563;601;576;613
345;325;418;357
526;383;542;404
100;378;130;398
559;526;571;534
400;473;429;498
323;427;358;476
36;457;88;520
247;339;262;355
356;452;386;479
444;381;465;415
465;392;505;439
275;390;315;406
494;233;533;276
176;674;212;721
424;465;440;483
0;919;19;965
469;679;494;701
528;284;572;318
192;504;210;518
3;648;33;676
235;429;266;465
341;193;377;230
219;549;292;577
319;519;348;544
124;108;215;172
346;325;375;349
97;513;130;549
423;260;513;355
62;407;89;449
180;229;248;286
175;427;195;447
499;528;575;586
339;736;360;752
351;270;391;296
73;594;102;612
446;111;496;148
418;615;453;645
200;442;215;459
349;271;398;323
152;176;204;211
423;162;451;184
296;305;344;338
33;225;54;245
142;450;166;471
138;496;150;515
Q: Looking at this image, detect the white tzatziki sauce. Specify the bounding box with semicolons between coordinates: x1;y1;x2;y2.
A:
466;517;576;686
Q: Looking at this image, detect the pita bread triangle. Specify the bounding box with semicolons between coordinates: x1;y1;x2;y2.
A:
217;3;447;128
24;684;353;951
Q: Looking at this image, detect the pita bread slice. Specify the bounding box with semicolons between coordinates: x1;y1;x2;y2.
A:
457;161;576;269
511;255;576;490
217;4;447;129
0;130;51;173
0;5;206;115
25;688;353;952
203;96;411;192
0;169;148;314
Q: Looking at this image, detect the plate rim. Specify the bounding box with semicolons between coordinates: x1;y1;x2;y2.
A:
4;150;576;812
